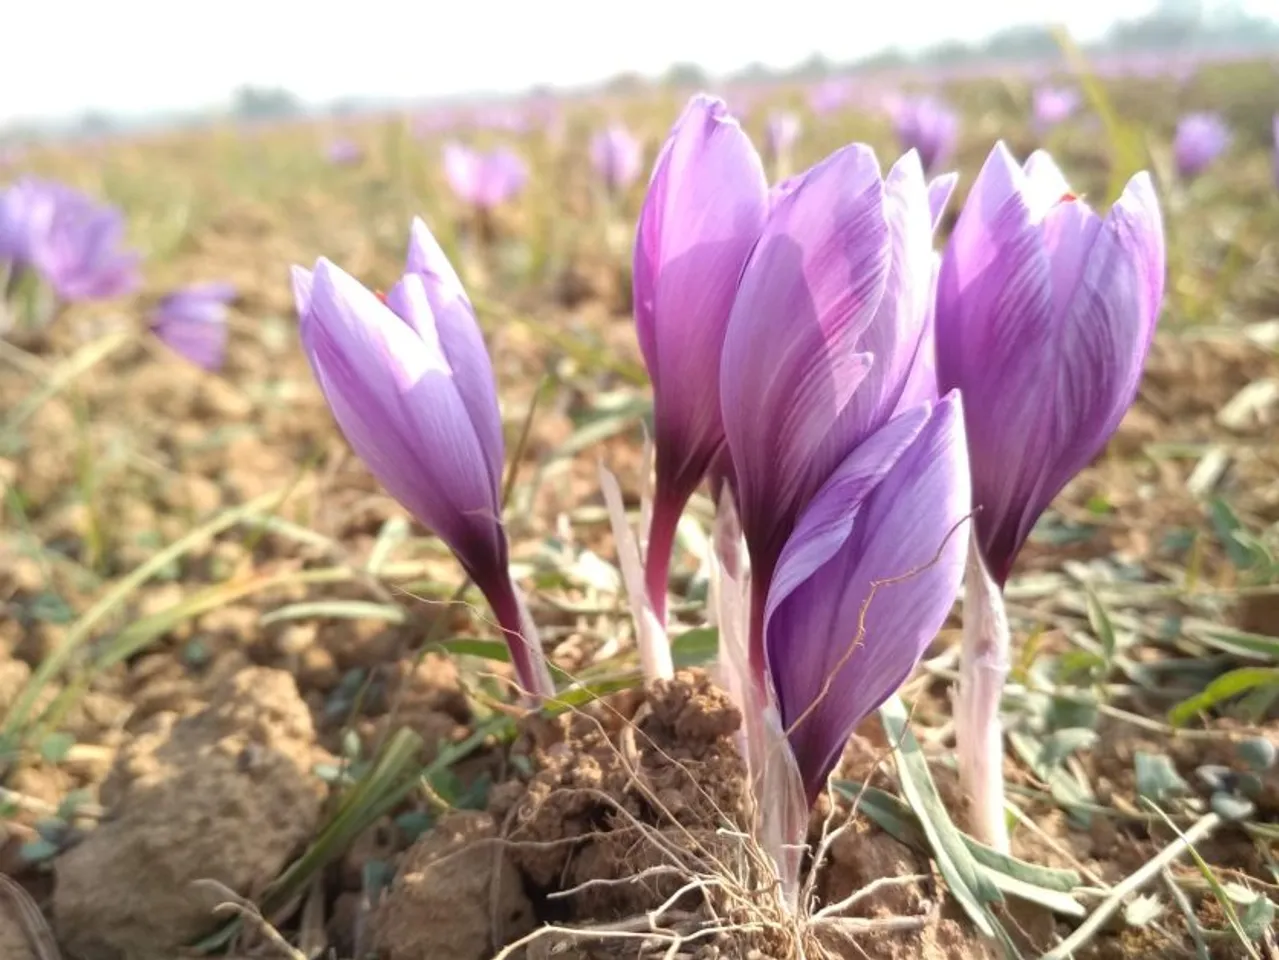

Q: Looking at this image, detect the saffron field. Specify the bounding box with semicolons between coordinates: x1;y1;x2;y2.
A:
0;58;1277;960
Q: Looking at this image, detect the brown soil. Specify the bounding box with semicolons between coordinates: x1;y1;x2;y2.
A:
372;673;998;960
52;667;328;959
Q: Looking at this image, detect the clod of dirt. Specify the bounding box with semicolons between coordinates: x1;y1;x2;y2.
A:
373;811;535;960
495;671;750;919
52;667;328;960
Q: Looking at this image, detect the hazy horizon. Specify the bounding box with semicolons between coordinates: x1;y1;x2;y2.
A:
2;0;1275;125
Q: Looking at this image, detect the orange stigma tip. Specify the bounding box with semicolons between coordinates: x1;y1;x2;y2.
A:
1059;191;1079;204
374;289;388;304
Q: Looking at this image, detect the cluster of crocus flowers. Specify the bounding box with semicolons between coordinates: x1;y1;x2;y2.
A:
890;96;960;176
292;219;555;701
631;97;973;895
588;124;644;199
1173;112;1230;181
936;144;1164;850
633;97;1166;865
0;176;140;312
1032;86;1080;134
149;281;238;371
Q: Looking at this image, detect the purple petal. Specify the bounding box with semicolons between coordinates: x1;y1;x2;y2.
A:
401;218;506;502
764;393;970;799
926;173;958;230
150;281;237;371
296;258;508;588
935;146;1165;584
634;95;768;508
720;142;891;575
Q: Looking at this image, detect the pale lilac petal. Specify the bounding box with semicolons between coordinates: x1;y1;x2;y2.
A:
926;173;958;230
1021;150;1073;219
721;143;891;572
764;393;970;798
893;252;942;413
402;219;505;497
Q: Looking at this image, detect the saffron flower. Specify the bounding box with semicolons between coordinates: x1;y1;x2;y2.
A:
935;143;1165;850
1173;113;1230;180
0;177;139;304
326;139;364;166
1032;87;1080;133
589;124;644;197
633;96;769;630
717;138;969;859
292;219;555;700
891;96;959;175
720;145;941;676
442;143;528;209
150;282;237;371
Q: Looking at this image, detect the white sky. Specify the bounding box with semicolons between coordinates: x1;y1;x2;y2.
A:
0;0;1272;123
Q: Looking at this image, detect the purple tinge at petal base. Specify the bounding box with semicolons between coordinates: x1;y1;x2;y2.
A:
763;392;971;801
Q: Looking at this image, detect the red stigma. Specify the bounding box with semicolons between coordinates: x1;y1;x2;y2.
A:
374;289;388;304
1059;191;1079;204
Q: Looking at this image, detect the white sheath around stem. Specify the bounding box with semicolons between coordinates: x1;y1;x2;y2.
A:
597;461;673;681
955;536;1012;853
513;582;557;702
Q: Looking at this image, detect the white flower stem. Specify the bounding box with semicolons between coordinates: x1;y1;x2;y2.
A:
955;537;1012;852
512;582;557;703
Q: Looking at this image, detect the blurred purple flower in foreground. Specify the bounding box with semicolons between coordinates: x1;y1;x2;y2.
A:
292;219;554;700
1032;86;1080;132
589;123;644;197
326;139;363;166
443;143;528;209
1173;112;1231;180
0;177;139;304
935;142;1165;850
150;282;236;371
891;96;960;175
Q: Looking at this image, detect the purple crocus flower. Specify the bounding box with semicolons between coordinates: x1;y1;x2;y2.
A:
1032;86;1080;132
326;138;364;166
891;97;959;175
935;143;1164;850
634;96;769;627
442;143;528;209
763;112;801;175
1173;112;1230;180
720;145;941;676
292;219;554;700
0;178;140;303
763;396;969;798
589;123;644;197
714;139;969;801
808;79;851;115
150;282;236;371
